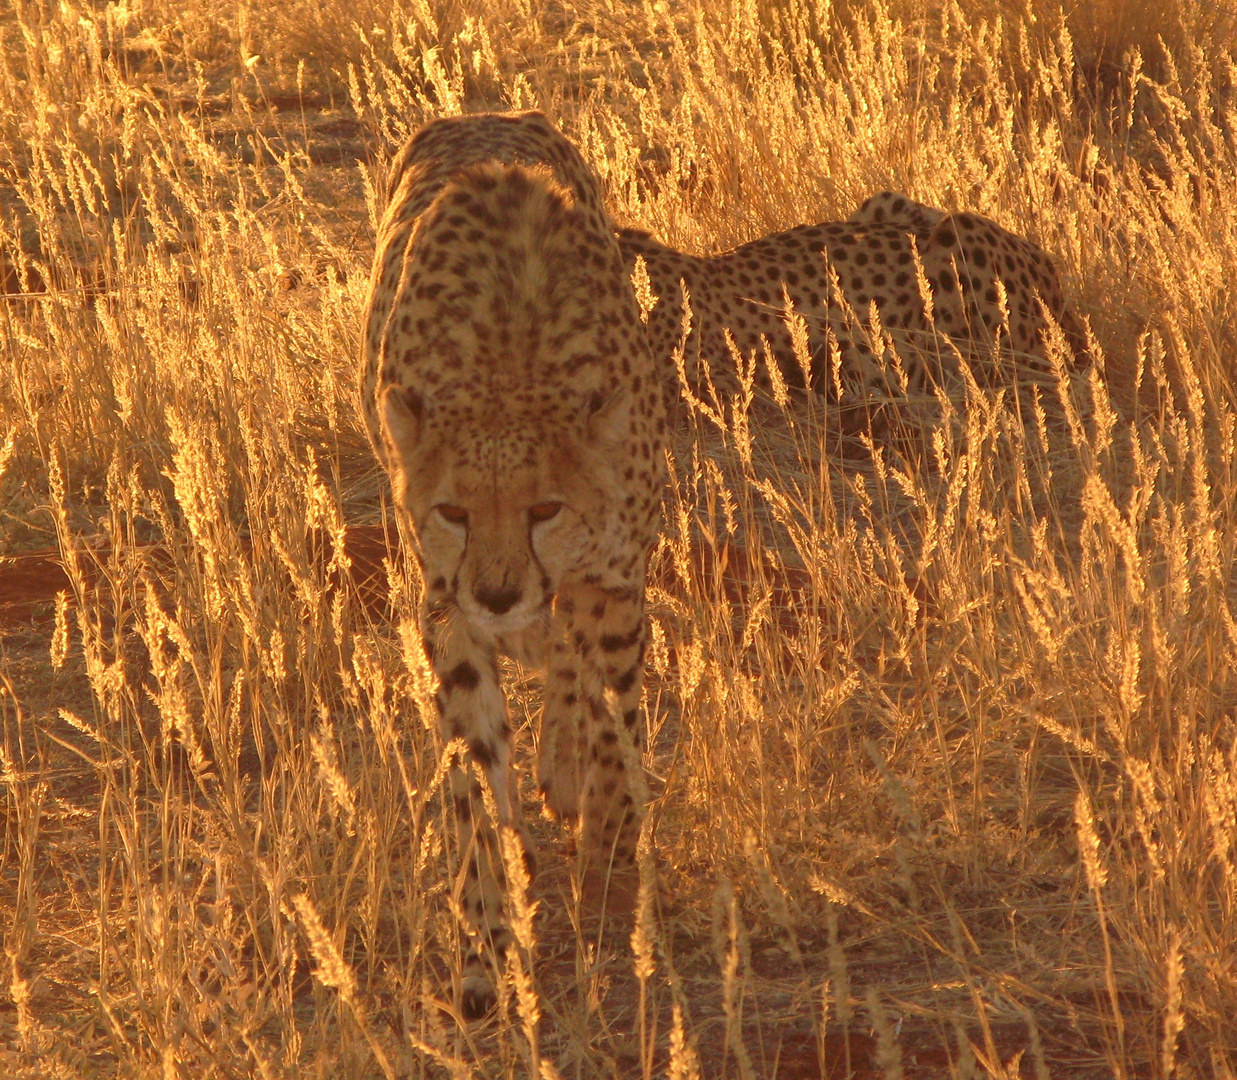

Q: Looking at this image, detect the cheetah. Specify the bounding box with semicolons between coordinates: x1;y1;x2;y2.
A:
361;112;666;1017
619;191;1085;417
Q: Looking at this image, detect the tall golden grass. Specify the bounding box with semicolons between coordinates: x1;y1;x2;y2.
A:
2;0;1237;1075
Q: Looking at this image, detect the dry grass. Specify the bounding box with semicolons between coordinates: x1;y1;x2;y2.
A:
3;0;1237;1076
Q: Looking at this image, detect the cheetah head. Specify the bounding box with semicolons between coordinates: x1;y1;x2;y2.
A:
380;383;631;633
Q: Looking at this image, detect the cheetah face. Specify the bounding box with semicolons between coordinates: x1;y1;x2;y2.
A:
381;384;629;634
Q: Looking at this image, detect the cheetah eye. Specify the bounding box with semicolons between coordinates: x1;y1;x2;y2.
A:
435;504;469;526
528;501;563;524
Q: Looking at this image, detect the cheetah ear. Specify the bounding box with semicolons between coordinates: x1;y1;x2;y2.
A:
585;387;631;449
381;385;426;461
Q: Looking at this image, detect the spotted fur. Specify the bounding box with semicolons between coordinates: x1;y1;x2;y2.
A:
361;112;665;1018
620;190;1085;413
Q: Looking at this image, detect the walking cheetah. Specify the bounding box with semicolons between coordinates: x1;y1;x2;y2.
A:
619;191;1085;415
361;111;665;1017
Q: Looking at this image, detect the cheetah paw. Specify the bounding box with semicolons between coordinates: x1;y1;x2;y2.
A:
537;760;582;822
460;977;497;1021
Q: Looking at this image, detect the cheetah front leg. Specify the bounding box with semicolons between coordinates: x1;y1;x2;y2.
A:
580;582;649;908
536;608;587;822
539;579;649;910
422;600;526;1018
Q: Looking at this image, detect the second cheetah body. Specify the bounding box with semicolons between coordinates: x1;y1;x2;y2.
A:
620;191;1084;413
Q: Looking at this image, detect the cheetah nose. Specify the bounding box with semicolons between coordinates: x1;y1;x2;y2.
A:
475;585;522;615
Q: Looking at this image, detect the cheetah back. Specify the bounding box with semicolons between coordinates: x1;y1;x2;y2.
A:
361;110;624;466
